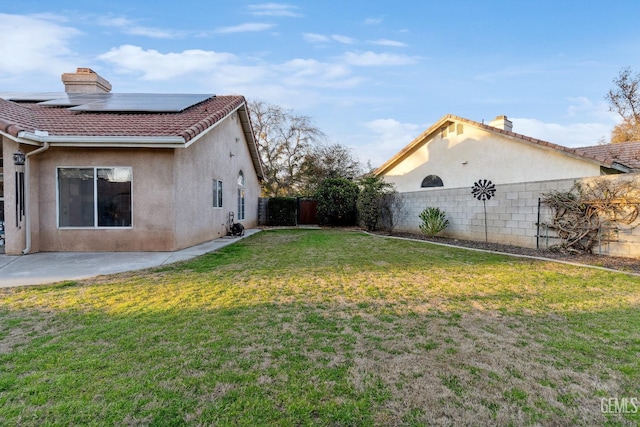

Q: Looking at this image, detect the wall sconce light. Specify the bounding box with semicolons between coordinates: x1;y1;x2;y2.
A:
462;161;468;165
13;150;26;166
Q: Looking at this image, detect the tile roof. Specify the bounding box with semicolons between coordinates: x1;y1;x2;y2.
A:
0;95;245;143
375;114;630;175
574;141;640;171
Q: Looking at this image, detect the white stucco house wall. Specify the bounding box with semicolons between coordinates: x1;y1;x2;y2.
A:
376;114;631;192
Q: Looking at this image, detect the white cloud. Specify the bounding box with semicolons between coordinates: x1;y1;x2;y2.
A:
98;45;237;80
214;22;276;34
364;17;383;25
474;65;548;82
342;51;418;66
511;118;612;147
331;34;356;45
97;44;365;94
247;3;302;17
565;96;616;122
368;39;406;47
276;58;362;89
303;33;330;43
303;33;357;45
125;26;185;39
360;118;423;166
96;16;184;39
0;13;80;76
98;16;132;27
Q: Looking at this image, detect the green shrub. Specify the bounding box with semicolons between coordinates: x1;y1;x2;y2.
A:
419;207;449;237
315;178;359;226
267;197;297;226
357;175;394;231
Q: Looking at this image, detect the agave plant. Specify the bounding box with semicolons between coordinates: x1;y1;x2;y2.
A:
418;207;449;237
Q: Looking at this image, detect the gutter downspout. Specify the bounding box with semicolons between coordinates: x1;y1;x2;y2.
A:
22;142;50;254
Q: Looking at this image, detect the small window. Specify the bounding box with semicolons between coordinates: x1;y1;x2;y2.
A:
421;175;444;188
237;171;245;220
213;180;223;208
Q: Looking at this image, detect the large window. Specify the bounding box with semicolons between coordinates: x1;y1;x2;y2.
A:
58;167;132;228
213;179;223;208
237;171;245;220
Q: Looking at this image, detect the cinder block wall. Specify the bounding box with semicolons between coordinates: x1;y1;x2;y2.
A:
394;174;640;258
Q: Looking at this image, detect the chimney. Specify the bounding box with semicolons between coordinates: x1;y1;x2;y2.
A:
61;68;112;94
488;115;513;132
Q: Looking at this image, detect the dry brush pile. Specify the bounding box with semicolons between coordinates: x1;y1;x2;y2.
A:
540;177;640;254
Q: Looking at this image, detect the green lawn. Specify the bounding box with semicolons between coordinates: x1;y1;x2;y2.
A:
1;229;639;426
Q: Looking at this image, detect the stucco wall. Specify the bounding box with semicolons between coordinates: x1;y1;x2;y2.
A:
173;111;260;249
393;174;640;258
383;124;603;193
1;137;27;255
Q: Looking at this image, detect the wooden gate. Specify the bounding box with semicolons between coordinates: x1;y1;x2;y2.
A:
297;199;317;225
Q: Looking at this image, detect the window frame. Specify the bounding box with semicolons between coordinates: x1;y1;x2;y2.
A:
237;171;245;221
421;175;444;188
213;179;223;208
56;166;133;229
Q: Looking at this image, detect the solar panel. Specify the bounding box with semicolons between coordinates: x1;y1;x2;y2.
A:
0;92;67;102
38;93;213;112
39;93;109;107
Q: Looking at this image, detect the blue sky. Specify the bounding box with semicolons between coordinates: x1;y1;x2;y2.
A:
2;1;640;166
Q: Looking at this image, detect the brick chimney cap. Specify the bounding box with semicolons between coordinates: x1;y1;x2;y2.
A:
61;67;112;93
76;67;97;74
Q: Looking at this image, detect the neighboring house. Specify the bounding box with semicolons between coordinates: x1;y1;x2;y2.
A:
376;114;633;192
0;68;263;255
575;140;640;171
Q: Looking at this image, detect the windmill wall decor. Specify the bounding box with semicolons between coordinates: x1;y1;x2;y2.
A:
471;179;496;242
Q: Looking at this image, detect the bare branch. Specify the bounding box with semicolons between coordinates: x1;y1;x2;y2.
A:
540;177;640;253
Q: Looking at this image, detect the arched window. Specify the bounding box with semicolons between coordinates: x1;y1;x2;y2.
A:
421;175;444;188
237;171;245;220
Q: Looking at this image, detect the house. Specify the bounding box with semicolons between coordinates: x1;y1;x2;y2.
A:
0;68;263;255
376;114;633;193
574;140;640;171
374;113;640;257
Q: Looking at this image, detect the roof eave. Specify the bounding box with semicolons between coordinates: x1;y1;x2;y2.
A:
610;162;632;173
237;102;265;180
16;131;186;147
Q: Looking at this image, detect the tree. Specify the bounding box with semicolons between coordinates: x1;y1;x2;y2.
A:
356;175;394;231
605;67;640;143
610;120;640;144
314;178;360;226
248;100;325;197
300;143;363;196
379;191;404;233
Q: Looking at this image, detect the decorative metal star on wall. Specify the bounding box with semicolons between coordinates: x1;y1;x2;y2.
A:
471;179;496;201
